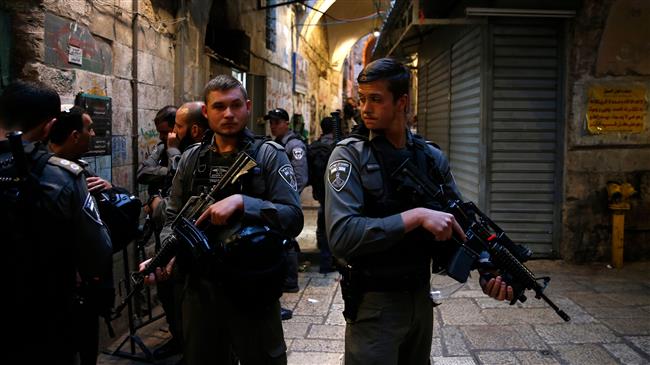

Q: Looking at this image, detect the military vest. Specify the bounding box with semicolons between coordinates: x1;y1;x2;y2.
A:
350;134;448;286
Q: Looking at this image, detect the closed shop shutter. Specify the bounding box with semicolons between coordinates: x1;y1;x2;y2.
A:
488;23;562;256
419;50;451;155
0;10;11;91
417;59;428;137
450;28;482;204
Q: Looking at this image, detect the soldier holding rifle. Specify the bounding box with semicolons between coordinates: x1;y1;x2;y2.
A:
325;58;513;365
140;75;303;365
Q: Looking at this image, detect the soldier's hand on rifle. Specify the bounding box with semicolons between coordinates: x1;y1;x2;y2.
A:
481;275;514;302
403;208;466;242
139;256;176;285
196;194;244;226
86;176;112;193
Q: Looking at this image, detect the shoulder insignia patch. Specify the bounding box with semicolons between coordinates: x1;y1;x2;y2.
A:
292;147;305;160
328;160;352;192
83;194;103;226
48;156;83;175
278;164;298;191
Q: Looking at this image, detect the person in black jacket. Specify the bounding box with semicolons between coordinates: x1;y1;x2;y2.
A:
0;80;113;365
48;107;115;364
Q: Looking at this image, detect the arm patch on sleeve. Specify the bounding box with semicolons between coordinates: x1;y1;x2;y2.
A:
328;160;352;192
83;194;104;226
292;147;305;160
278;164;298;191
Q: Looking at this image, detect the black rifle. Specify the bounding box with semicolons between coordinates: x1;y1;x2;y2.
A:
112;151;257;318
392;158;570;322
330;110;343;142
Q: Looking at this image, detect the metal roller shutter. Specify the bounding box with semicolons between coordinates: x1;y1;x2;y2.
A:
419;50;451;154
488;23;562;257
450;28;482;204
417;59;428;137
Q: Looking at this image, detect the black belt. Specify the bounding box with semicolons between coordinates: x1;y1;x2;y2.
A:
357;270;430;292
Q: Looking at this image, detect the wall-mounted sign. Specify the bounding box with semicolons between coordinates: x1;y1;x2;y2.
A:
75;93;112;156
586;85;647;134
68;45;83;65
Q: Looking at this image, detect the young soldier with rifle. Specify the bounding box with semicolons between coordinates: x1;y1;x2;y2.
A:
324;58;560;365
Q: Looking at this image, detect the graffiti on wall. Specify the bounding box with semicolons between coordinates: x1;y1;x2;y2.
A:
44;13;112;74
138;126;160;162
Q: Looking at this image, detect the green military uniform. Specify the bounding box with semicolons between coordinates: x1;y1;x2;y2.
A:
325;130;462;365
160;129;303;365
2;141;113;364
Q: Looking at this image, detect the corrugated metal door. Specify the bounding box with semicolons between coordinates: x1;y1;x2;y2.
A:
449;28;482;204
488;23;563;256
420;50;451;155
0;10;11;91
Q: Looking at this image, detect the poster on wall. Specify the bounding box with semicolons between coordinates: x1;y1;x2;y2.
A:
586;85;647;134
293;52;308;94
75;93;112;156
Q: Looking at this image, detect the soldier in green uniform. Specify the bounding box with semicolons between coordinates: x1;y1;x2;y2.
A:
141;75;303;365
325;58;513;365
0;81;113;364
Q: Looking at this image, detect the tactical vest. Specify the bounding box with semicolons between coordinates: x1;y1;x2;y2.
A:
349;134;449;289
184;135;288;305
190;135;267;199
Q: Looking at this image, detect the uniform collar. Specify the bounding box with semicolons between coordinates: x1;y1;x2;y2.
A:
368;128;414;146
278;130;296;145
206;128;255;153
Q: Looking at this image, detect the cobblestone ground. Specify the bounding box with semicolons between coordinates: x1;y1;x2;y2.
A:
99;204;650;364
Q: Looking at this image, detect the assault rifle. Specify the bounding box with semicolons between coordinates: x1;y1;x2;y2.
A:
112;151;257;317
392;158;570;322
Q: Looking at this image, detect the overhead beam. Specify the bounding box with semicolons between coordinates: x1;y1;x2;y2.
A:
257;0;305;11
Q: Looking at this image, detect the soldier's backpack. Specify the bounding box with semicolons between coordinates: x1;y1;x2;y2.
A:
307;138;335;202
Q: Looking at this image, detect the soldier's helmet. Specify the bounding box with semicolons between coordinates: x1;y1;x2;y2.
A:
211;222;290;305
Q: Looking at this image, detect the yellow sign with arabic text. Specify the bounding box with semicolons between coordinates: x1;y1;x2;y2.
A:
586;85;647;134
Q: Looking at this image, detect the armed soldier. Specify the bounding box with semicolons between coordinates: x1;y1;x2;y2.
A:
141;75;303;365
265;107;308;319
137;105;178;203
325;58;513;365
0;81;113;364
48;107;117;365
146;101;209;360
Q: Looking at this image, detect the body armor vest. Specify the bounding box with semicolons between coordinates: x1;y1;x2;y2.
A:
351;135;447;286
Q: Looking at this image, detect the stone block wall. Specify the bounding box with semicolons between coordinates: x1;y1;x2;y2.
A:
299;20;340;139
563;0;650;262
5;0;178;192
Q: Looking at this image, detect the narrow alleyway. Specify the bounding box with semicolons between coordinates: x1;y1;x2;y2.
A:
98;201;650;365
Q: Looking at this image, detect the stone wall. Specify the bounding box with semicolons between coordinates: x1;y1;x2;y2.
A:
298;19;340;139
563;0;650;262
5;0;178;192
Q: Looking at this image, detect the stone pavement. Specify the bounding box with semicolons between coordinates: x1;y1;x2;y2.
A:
98;204;650;364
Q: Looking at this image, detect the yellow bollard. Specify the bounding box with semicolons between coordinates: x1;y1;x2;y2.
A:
611;212;625;269
606;182;636;269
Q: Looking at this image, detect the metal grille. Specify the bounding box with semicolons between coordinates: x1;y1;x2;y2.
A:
450;28;482;204
489;23;561;256
421;50;451;155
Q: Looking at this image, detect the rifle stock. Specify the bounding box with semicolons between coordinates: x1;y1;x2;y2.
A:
392;158;570;322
